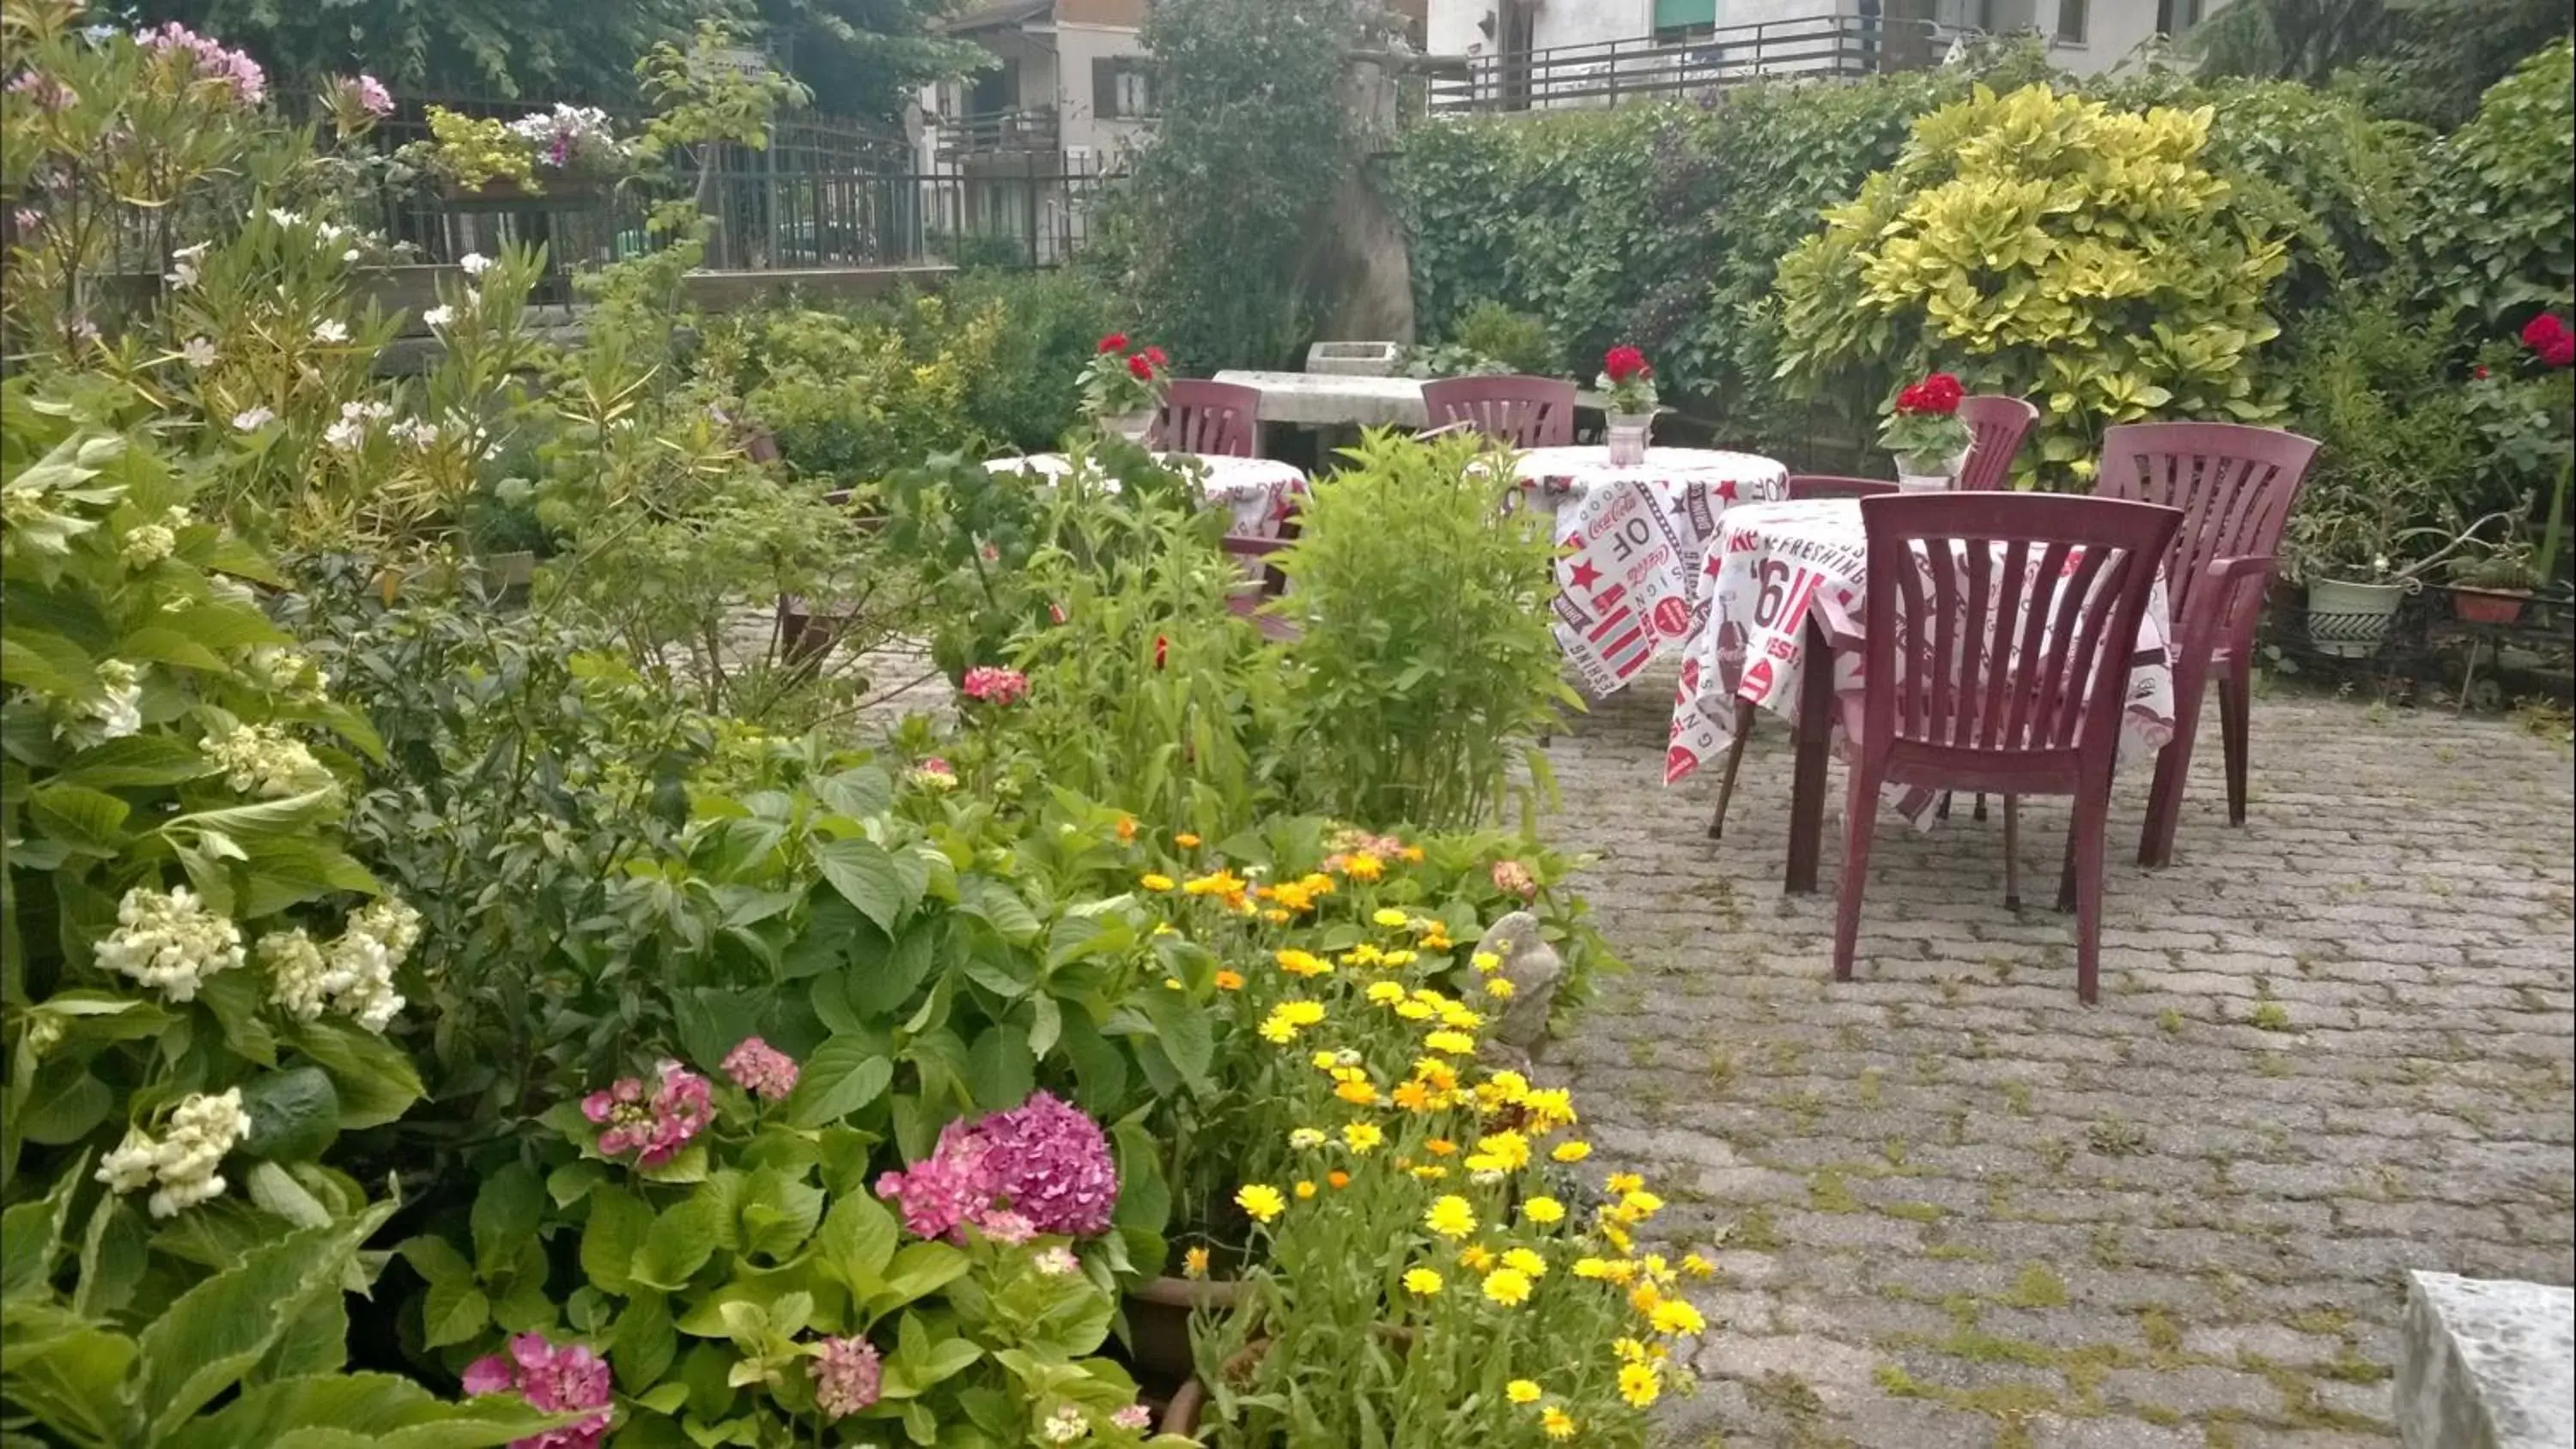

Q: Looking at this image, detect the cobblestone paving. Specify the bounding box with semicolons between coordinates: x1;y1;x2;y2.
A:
1536;666;2575;1449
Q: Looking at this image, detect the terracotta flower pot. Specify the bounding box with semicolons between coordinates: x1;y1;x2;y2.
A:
1157;1334;1271;1440
1123;1276;1249;1381
2451;587;2530;625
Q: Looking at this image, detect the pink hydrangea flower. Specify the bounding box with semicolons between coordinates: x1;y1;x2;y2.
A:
1491;859;1537;900
580;1060;712;1168
980;1209;1036;1246
461;1334;613;1449
978;1090;1119;1238
960;665;1029;706
876;1118;1000;1241
1111;1404;1154;1431
906;757;957;793
720;1036;799;1101
811;1336;883;1420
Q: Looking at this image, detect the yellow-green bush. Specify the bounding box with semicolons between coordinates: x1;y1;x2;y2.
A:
1773;82;2291;486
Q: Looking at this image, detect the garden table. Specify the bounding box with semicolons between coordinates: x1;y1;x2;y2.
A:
983;452;1307;538
1663;498;2178;889
1206;372;1615;432
1512;445;1790;696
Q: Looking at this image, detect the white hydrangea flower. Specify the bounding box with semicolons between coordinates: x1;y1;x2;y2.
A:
145;1088;247;1218
94;885;244;1002
96;1128;161;1195
246;647;329;703
57;658;143;745
203;722;333;798
459;252;493;276
323;898;420;1033
258;928;333;1020
120;523;176;567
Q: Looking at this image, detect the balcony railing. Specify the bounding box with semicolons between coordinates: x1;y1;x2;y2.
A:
1426;15;1966;113
934;107;1062;160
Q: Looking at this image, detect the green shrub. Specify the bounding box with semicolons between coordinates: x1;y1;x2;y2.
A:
1273;431;1572;829
2414;39;2575;337
939;269;1121;452
1773;82;2290;487
715;297;1002;488
1449;299;1558;378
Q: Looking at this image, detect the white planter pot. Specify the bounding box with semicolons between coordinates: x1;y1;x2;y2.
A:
1097;409;1155;446
1605;413;1653;467
1894;446;1971;494
2305;578;2404;658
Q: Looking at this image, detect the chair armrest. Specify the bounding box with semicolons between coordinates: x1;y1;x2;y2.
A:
2177;553;2275;658
1819;614;1865;654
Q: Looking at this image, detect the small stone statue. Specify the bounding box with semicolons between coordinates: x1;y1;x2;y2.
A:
1472;911;1563;1059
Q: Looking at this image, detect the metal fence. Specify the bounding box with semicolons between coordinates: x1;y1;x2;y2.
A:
1426;15;1965;113
369;97;1121;299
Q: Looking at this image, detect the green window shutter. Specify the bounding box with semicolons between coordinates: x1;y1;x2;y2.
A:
1653;0;1718;28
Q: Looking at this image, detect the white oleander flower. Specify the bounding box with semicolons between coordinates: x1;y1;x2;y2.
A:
94;885;244;1001
163;259;198;289
459;252;492;276
323;418;365;452
311;319;349;344
179;336;216;368
231;406;274;432
203;722;333;797
421;305;453;329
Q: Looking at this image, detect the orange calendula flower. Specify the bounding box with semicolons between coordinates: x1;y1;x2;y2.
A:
1391;1081;1433;1112
1183;1246;1210;1278
1275;949;1332;978
1175;833;1201;848
1294;1180;1316;1199
1342;852;1385;881
1424;1137;1457;1156
1334;1079;1379;1106
1327;1170;1351;1189
1214;970;1245;991
1115;815;1137;842
1400;846;1425;864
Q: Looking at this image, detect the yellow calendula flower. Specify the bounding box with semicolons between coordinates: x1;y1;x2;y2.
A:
1275;948;1332;978
1295;1180;1317;1200
1152;923;1178;937
1629;1282;1663;1316
1394;1001;1436;1022
1502;1246;1547;1278
1523;1088;1576;1130
1335;1080;1378;1106
1522;1196;1565;1225
1469;1131;1531;1173
1289;1127;1326;1149
1484;977;1517;999
1619;1189;1666;1218
1482;1267;1533;1307
1310;1049;1340;1070
1341;943;1386;968
1236;1184;1287;1222
1618;1362;1660;1409
1403;1268;1443;1296
1261;907;1291;924
1183;1246;1209;1278
1472;950;1503;973
1682;1252;1716;1278
1651;1299;1708;1336
1343;853;1385;882
1551;1140;1592;1164
1410;1164;1449;1180
1140;874;1176;893
1411;1057;1458;1090
1613;1337;1649;1364
1606;1172;1643;1196
1571;1257;1613;1280
1424;1030;1477;1056
1392;1082;1434;1113
1383;949;1420;969
1459;1243;1497;1271
1342;1121;1385;1154
1507;1379;1542;1405
1602;1223;1635;1254
1400;846;1425;864
1175;833;1201;848
1364;980;1406;1004
1371;907;1409;928
1542;1406;1576;1440
1601;1259;1637;1286
1481;1070;1531;1103
1424;1196;1476;1240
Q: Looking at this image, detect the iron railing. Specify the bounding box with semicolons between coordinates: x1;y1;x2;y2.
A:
932;108;1063;161
1426;15;1967;113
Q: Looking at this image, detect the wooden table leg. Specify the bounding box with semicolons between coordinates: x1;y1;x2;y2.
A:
1784;615;1834;895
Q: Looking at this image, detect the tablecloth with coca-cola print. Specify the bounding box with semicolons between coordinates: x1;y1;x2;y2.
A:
1665;498;2178;828
1514;446;1790;697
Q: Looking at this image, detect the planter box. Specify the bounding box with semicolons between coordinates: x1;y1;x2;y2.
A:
2451;586;2531;626
354;265;464;324
1304;341;1400;377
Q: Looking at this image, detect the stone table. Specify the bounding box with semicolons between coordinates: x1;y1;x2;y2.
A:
2399;1271;2574;1449
1209;370;1609;431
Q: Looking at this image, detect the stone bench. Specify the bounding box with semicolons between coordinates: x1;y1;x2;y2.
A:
2398;1271;2573;1449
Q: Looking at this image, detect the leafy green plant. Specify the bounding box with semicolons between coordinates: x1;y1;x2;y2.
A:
1272;431;1572;829
1774;82;2290;488
714;298;1003;488
1449;301;1557;379
2413;39;2575;336
938;270;1121;452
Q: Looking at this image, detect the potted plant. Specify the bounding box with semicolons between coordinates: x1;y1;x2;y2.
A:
1880;371;1971;491
465;476;549;598
2444;526;2540;624
1082;332;1170;445
2464;312;2575;621
1596;344;1658;467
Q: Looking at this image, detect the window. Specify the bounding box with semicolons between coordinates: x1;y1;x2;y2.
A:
1092;58;1156;119
2054;0;2087;42
2155;0;2204;32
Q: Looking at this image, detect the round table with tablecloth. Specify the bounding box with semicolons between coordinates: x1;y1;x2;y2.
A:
983;452;1307;538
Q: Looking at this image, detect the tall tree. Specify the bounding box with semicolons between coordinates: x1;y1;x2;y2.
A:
127;0;714;99
752;0;988;118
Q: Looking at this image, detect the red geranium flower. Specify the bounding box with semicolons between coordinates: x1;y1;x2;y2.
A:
1154;634;1169;670
1143;345;1169;368
2524;313;2574;368
1603;344;1649;383
1097;332;1128;355
1126;353;1155;381
1919;373;1965;412
2475;366;2492;379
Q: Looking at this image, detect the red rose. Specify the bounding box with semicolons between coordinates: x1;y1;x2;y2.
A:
1097;332;1128;355
1143;345;1169;368
1603;344;1649;383
1127;353;1154;380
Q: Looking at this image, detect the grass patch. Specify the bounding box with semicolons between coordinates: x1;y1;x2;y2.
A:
2158;1009;2184;1036
2249;1001;2293;1032
2138;1308;2183;1367
1810;1170;1861;1215
1733;1205;1784;1252
2087;1116;2148;1156
2001;1264;2069;1309
2002;1081;2033;1117
1856;1067;1882;1106
1883;1200;1946;1223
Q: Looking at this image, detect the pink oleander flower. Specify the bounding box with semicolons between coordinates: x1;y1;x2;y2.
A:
137;22;265;106
811;1337;884;1420
961;665;1029;706
1491;859;1537;900
978;1090;1119;1238
580;1060;712;1167
1111;1404;1154;1431
720;1037;799;1101
876;1118;1000;1241
461;1334;613;1449
7;70;76;111
338;72;393;118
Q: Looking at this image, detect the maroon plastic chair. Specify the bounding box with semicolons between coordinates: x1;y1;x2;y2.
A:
777;488;867;664
1704;476;1901;841
1832;492;2182;1003
1222;535;1297;643
1786;475;1902;502
1152;379;1261;458
1420;375;1577;449
2091;421;2321;868
1956;396;2040;493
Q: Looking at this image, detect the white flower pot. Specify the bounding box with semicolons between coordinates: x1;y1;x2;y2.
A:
2305;578;2404;659
1098;409;1155;446
1893;446;1971;494
1605;413;1653;467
